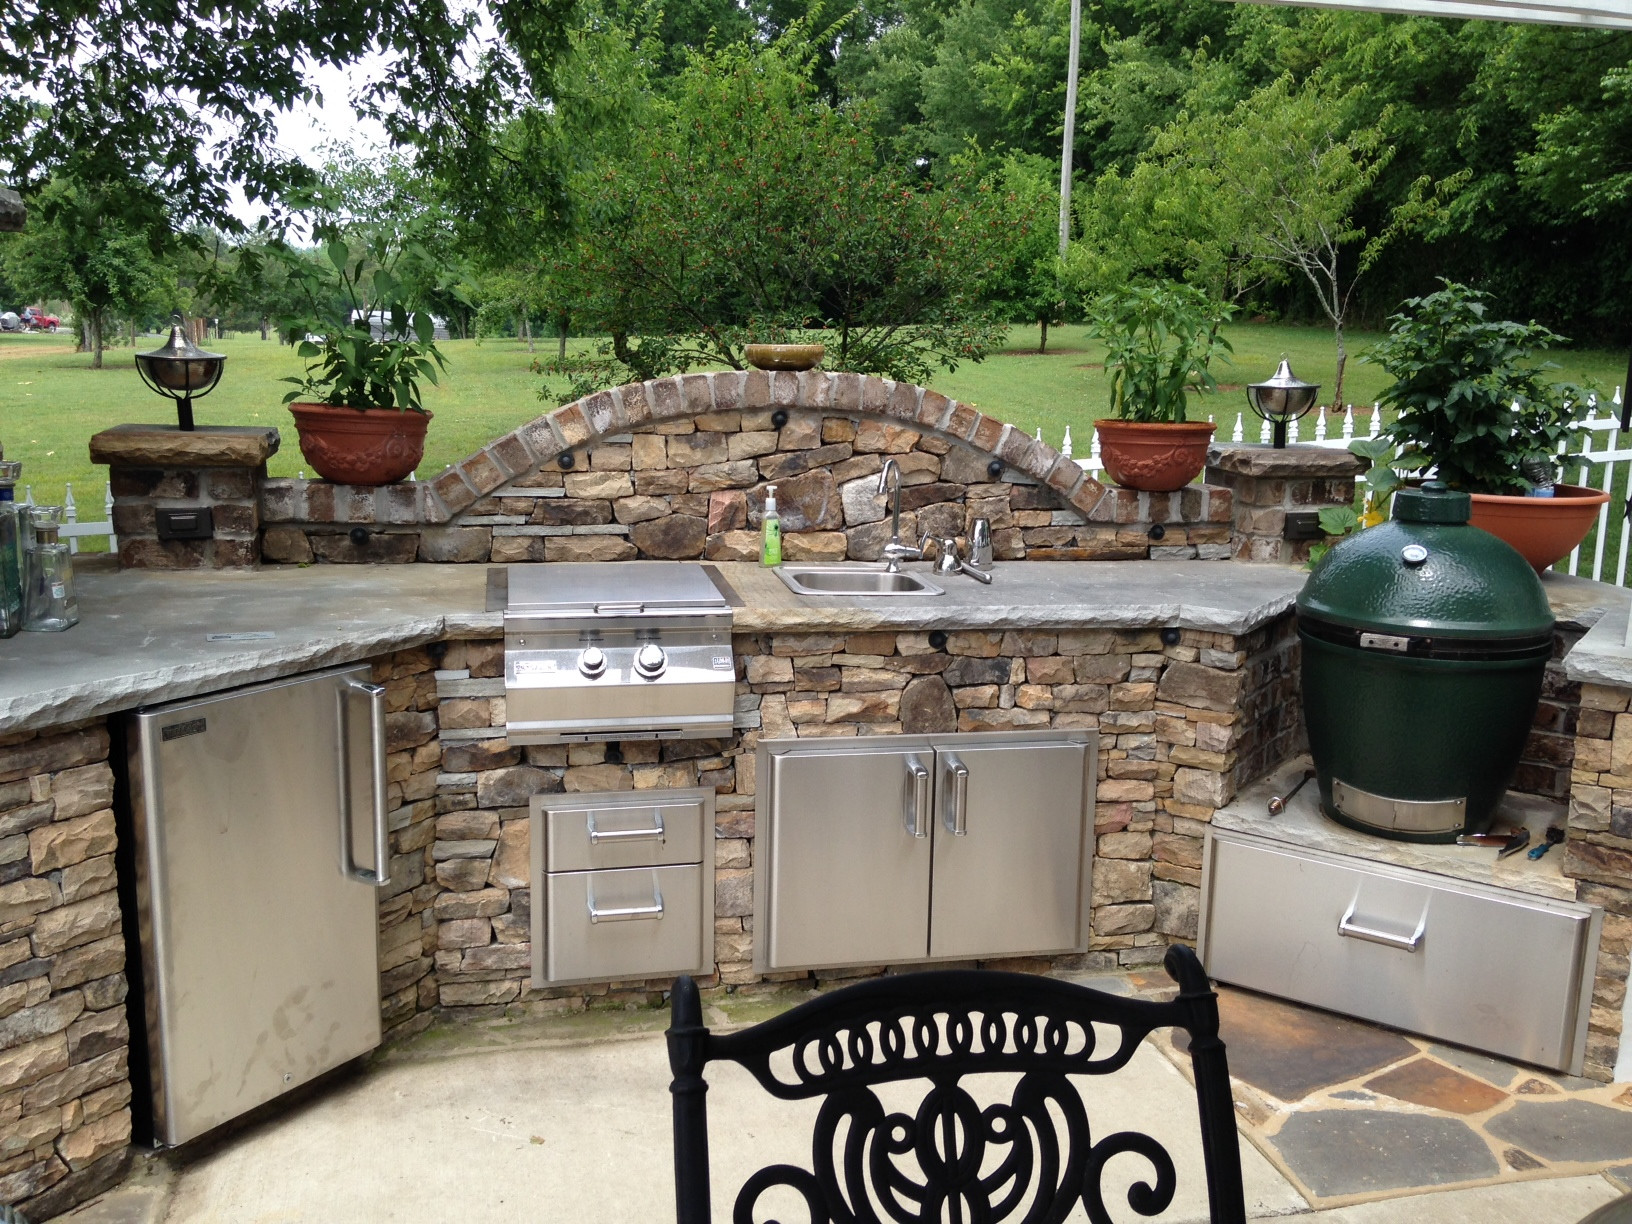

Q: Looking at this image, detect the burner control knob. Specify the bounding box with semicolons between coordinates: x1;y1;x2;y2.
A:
634;643;667;678
578;646;607;678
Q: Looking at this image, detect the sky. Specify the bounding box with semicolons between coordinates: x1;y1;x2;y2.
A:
229;60;389;227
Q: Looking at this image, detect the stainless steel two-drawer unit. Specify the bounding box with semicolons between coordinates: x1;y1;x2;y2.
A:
530;788;716;987
1199;828;1603;1074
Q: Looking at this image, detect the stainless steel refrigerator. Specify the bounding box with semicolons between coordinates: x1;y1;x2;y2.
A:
128;663;389;1146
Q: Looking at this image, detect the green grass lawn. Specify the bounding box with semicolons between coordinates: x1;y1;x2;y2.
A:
3;322;1625;554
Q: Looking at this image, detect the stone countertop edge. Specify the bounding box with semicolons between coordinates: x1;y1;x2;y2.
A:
1564;600;1632;687
21;555;1623;733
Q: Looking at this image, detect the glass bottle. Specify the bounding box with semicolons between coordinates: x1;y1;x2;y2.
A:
0;462;20;637
23;506;79;632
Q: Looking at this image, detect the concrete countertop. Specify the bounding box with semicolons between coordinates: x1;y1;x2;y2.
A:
3;557;1623;735
0;558;1312;734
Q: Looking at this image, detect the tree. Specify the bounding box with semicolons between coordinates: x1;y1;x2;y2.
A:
0;0;577;237
2;177;174;366
985;153;1068;352
568;40;1017;384
1117;76;1405;409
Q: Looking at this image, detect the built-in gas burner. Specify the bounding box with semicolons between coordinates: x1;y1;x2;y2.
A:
503;562;736;745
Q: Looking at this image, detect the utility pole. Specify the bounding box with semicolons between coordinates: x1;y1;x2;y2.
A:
1058;0;1082;258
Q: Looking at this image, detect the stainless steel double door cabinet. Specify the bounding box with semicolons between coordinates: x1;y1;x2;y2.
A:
756;731;1094;972
1199;829;1602;1074
128;664;388;1146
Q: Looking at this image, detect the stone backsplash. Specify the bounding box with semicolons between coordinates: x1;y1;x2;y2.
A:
0;723;132;1219
261;372;1238;565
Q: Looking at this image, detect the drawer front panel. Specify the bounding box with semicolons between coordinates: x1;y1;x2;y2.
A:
1201;832;1596;1072
546;864;706;983
545;795;706;870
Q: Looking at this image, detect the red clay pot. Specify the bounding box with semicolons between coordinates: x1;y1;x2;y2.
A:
288;402;431;486
1093;419;1217;492
1467;483;1610;573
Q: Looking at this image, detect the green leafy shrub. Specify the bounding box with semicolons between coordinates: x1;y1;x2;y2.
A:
279;237;447;413
1366;280;1588;495
1089;282;1234;423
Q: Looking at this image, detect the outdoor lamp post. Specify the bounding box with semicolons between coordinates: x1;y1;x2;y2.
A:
1247;358;1321;449
134;313;226;432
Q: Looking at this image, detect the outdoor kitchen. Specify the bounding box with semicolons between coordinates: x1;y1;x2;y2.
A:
3;362;1632;1220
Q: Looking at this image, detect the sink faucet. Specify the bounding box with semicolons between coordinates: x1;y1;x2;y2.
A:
877;459;923;572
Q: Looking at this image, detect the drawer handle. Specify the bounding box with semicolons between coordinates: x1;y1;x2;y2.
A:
588;885;665;923
904;756;930;838
1338;900;1427;952
586;812;666;844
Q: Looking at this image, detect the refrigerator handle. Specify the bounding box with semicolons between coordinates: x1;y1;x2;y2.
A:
338;678;392;886
942;753;969;836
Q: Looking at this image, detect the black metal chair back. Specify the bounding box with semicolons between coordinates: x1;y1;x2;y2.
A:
668;944;1246;1223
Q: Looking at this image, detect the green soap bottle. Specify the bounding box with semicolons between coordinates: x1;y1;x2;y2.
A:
761;484;781;567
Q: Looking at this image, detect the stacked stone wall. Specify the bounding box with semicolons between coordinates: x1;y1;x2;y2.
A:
373;648;445;1041
0;723;132;1218
1564;682;1632;1080
261;372;1234;565
417;620;1293;1012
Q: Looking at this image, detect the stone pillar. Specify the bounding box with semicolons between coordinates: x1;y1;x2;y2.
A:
1205;444;1366;565
88;425;279;569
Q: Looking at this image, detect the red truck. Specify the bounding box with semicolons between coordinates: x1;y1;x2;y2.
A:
19;307;59;332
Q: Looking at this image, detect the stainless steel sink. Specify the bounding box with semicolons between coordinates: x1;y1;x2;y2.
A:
775;565;944;597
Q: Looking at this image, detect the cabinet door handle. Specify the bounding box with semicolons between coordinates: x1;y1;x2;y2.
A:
587;883;665;923
942;754;969;836
336;678;390;887
587;812;666;844
904;756;930;838
1337;898;1426;952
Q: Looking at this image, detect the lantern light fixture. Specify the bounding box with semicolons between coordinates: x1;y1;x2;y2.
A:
1246;358;1321;449
134;313;226;432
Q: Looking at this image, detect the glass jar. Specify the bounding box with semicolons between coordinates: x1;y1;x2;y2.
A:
23;505;79;632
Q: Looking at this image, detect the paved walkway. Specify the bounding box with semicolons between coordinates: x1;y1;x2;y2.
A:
50;976;1632;1223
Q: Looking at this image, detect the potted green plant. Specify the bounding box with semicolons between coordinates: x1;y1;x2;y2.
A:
1366;280;1605;571
1089;282;1233;492
281;238;447;486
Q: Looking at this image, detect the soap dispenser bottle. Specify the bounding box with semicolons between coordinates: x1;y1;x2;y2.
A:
761;484;782;567
23;505;78;632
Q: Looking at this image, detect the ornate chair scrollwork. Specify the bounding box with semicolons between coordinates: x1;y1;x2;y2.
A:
668;944;1246;1224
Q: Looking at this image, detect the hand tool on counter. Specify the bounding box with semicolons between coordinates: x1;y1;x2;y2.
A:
1457;827;1529;856
1527;826;1566;860
1267;769;1315;816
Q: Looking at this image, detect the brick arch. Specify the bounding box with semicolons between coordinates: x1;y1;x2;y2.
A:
426;369;1107;522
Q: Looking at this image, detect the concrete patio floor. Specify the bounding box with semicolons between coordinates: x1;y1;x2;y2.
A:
49;973;1632;1224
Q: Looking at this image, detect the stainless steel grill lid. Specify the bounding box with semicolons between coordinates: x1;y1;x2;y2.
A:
507;562;729;618
503;563;736;745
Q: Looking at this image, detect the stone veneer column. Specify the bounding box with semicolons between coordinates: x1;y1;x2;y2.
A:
0;722;133;1217
1563;681;1632;1081
1205;444;1365;564
89;425;279;569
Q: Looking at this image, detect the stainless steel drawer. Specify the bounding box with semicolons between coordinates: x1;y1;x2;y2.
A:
1199;829;1602;1074
544;864;709;984
544;794;706;870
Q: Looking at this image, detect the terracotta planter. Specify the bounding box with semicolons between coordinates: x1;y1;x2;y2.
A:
744;344;824;371
288;402;431;486
1467;483;1610;573
1093;419;1217;492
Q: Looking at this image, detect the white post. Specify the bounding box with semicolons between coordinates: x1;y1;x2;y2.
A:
1058;0;1082;259
1061;426;1073;459
63;484;78;555
105;483;117;552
